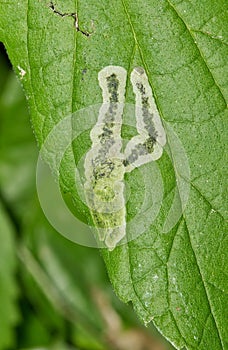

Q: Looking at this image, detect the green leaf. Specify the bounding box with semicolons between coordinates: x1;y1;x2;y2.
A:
0;0;227;349
0;201;19;350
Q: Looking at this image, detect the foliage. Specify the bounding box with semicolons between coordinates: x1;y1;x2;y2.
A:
0;1;227;349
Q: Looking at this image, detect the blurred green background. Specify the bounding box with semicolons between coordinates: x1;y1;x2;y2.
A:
0;43;174;350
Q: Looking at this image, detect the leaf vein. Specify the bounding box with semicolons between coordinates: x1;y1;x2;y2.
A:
184;219;224;349
166;0;227;105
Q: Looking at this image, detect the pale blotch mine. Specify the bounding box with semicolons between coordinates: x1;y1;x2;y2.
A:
84;66;166;250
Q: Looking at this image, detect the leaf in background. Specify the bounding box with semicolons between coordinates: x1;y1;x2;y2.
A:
0;70;38;216
0;201;19;350
0;1;227;349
